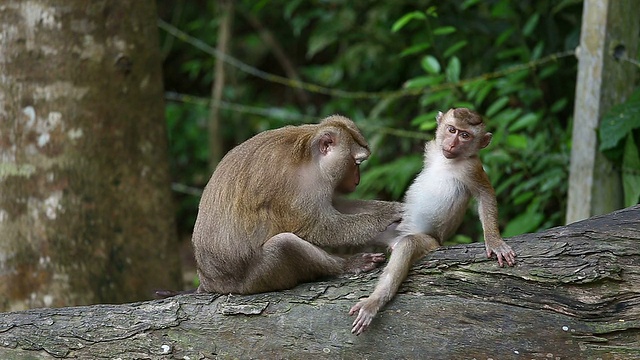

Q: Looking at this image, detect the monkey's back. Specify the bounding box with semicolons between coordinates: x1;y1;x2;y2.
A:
191;125;315;291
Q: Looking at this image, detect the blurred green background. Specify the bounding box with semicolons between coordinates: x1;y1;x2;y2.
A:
156;0;639;248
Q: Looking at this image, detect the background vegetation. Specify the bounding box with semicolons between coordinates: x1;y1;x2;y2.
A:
156;0;638;247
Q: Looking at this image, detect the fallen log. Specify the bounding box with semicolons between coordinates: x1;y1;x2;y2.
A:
0;205;638;359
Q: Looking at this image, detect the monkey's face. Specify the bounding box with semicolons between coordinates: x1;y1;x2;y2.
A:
437;113;492;159
440;123;475;159
314;124;370;194
335;156;362;194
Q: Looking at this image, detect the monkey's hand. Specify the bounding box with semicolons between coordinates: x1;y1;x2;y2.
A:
485;239;516;267
349;297;381;335
343;253;386;274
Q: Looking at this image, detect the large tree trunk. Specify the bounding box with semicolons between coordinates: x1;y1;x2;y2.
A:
0;1;181;311
0;206;638;359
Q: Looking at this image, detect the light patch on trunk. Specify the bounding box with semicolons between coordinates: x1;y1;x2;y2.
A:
44;191;63;220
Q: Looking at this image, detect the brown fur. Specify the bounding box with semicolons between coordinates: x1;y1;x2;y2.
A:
192;115;402;295
349;108;516;335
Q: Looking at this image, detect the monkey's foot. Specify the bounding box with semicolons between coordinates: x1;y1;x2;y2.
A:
344;253;385;275
349;297;380;335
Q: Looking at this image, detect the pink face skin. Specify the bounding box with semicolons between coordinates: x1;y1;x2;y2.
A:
441;124;476;159
336;158;360;194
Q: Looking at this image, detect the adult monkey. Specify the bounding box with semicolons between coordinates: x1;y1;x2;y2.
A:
192;115;402;295
350;108;516;335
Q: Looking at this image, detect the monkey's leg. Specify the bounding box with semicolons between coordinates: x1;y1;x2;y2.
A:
349;233;438;335
242;233;384;294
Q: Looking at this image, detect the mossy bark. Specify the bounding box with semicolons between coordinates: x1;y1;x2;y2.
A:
0;206;638;359
0;0;181;311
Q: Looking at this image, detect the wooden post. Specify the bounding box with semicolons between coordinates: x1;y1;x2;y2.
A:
566;0;639;224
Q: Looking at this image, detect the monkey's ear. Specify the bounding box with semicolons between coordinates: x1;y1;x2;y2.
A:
436;111;444;124
318;132;336;155
480;132;493;149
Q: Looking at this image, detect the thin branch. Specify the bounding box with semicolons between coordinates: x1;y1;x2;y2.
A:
240;9;310;105
209;0;234;171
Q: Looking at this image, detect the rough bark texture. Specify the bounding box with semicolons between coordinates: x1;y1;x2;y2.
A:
0;206;638;359
0;1;181;311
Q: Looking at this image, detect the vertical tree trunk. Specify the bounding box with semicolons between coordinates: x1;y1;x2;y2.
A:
0;1;181;311
208;0;234;171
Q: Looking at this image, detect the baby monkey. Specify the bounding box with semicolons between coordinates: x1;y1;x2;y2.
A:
350;108;516;335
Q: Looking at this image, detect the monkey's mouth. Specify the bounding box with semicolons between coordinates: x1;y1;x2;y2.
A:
442;149;457;159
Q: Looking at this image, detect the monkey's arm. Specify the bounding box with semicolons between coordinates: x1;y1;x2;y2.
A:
472;172;516;267
302;209;401;248
332;198;402;215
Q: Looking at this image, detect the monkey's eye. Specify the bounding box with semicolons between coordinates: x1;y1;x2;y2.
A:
460;132;471;140
447;125;456;134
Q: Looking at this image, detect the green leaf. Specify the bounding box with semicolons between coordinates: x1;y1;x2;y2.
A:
599;87;640;151
494;172;523;196
496;47;526;60
433;26;456;35
461;0;481;10
355;155;424;199
475;82;494;105
622;134;640;207
400;42;431;57
421;55;441;74
464;80;495;106
306;32;337;58
403;76;442;89
508;112;539;132
445;56;461;82
507;134;528;149
494;108;523;128
486;96;510;117
513;191;534;205
503;207;544;237
452;101;475;109
391;11;426;33
411;113;438;130
443;40;468;58
539;63;558;79
495;29;514;46
300;65;343;86
445;234;473;245
531;41;544;60
522;13;540;37
420;91;451;108
284;0;303;19
550;98;568;113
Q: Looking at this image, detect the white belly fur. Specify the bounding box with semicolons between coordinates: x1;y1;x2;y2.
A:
399;160;470;241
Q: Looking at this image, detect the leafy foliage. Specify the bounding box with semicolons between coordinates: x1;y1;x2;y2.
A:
600;87;640;207
158;0;593;242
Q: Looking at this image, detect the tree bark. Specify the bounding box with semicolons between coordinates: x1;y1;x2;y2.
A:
0;205;638;359
0;1;181;311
